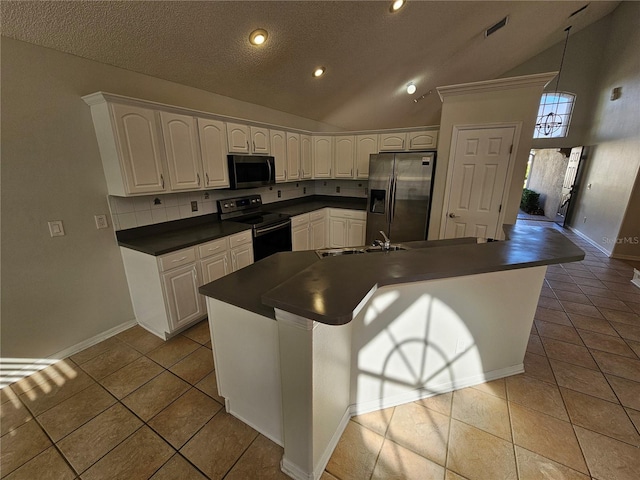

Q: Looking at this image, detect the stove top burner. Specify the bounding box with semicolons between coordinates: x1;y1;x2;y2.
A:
232;212;290;228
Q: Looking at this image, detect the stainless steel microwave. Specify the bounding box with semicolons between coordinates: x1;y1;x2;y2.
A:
227;155;276;189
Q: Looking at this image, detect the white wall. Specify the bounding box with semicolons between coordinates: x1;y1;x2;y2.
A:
567;2;640;258
527;149;569;220
0;37;339;359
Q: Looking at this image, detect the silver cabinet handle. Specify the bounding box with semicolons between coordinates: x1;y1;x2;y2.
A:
197;173;200;186
161;174;165;189
253;140;256;151
206;173;209;184
172;256;187;263
284;169;287;179
449;213;460;218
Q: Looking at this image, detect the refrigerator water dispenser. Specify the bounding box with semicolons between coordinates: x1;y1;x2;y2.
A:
369;190;386;214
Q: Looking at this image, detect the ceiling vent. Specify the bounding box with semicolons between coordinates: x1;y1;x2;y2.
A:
485;16;509;38
569;4;589;18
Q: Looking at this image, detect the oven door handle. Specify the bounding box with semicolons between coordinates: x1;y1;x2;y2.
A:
254;220;291;237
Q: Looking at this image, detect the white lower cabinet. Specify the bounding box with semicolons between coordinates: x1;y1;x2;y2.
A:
328;209;366;248
120;229;253;339
291;209;328;251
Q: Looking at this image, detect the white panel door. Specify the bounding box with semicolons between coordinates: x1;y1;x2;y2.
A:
355;134;378;179
111;103;167;194
231;245;254;271
251;127;271;154
160;112;202;191
161;264;205;330
198;118;229;188
300;135;313;179
201;252;230;284
292;224;310;251
313;136;332;178
444;127;515;239
329;217;348;247
226;122;250;153
347;219;366;247
334;135;355;178
286;132;301;181
270;130;287;182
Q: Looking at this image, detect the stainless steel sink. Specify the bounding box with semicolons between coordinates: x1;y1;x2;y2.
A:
315;244;408;258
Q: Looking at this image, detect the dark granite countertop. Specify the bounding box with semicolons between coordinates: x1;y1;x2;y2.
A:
199;224;584;325
116;196;366;256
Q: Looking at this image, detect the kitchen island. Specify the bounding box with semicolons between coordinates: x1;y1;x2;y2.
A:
199;225;584;480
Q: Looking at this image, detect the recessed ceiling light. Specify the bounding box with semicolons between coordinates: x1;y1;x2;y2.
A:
390;0;406;13
407;82;417;95
249;29;268;46
313;67;326;78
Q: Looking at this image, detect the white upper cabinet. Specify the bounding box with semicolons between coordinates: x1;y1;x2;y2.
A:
355;134;378;179
160;112;203;191
378;132;407;151
226;122;251;153
106;102;168;195
286;132;301;181
408;130;438;150
270;129;287;182
197;118;229;188
334;135;355;178
251;126;270;154
313;136;332;178
300;134;312;179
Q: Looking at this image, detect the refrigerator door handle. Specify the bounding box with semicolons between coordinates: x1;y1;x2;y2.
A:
391;175;398;223
386;175;393;226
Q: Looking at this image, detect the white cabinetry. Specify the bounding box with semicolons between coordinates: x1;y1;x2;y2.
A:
379;132;406;151
300;134;313;179
198;118;230;188
408;130;438;150
355;134;378;179
86;98;168;196
286;132;301;181
270;130;287;182
120;229;253;339
291;209;328;251
159;112;203;191
227;123;270;154
313;136;332;178
379;130;439;152
334;135;355;178
328;209;366;248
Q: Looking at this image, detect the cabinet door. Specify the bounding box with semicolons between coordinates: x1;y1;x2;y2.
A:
231;244;254;272
111;103;167;194
270;130;287;182
329;217;348;248
226;122;250;153
200;252;230;284
198;118;230;188
334;135;355;178
408;130;438;150
251;127;271;154
347;219;366;247
379;132;407;151
286;132;301;181
355;134;378;179
310;219;327;250
160;112;202;191
292;224;310;251
313;136;332;178
161;263;205;330
300;134;313;179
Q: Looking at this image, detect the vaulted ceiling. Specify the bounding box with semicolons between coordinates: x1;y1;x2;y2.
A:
0;1;620;130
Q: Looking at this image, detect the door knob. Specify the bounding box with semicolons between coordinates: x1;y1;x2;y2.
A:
448;213;459;218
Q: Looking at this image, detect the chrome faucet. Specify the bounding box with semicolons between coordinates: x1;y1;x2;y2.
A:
374;230;391;250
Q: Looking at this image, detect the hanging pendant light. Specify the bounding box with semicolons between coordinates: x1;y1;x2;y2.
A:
535;26;572;137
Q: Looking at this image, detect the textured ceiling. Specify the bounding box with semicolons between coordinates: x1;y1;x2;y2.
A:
0;1;619;130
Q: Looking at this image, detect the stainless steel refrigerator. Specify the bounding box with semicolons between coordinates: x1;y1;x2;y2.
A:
366;152;436;245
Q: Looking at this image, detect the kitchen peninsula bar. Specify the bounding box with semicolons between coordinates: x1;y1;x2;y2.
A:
199;225;584;480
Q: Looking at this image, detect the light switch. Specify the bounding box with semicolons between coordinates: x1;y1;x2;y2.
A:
48;220;65;237
94;215;108;229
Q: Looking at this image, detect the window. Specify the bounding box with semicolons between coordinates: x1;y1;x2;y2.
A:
534;92;575;139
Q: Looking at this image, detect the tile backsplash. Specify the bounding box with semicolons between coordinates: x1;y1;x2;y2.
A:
108;180;368;231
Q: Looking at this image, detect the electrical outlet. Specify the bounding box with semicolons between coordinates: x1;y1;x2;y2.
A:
336;186;341;193
277;190;282;198
303;187;307;194
191;201;198;212
204;191;210;199
296;183;299;187
94;215;108;229
583;216;587;223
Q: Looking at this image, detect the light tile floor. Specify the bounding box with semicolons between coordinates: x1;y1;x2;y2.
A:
1;224;639;480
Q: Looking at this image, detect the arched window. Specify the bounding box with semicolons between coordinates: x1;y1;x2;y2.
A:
534;92;575;138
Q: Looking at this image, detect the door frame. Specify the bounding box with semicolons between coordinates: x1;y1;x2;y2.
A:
439;122;522;239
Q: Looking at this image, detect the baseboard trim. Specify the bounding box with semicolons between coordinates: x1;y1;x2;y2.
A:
0;319;137;388
313;408;351;480
611;253;640;261
567;226;612;257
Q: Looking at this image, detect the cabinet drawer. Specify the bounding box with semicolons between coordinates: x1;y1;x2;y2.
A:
158;247;197;272
228;230;253;249
330;209;366;220
198;238;228;259
291;213;310;227
309;209;326;222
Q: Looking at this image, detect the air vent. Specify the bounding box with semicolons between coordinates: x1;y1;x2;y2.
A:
485;16;509;38
569;4;589;18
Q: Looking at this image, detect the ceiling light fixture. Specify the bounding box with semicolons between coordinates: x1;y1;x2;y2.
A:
313;67;326;78
406;82;417;95
249;29;268;46
390;0;406;13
